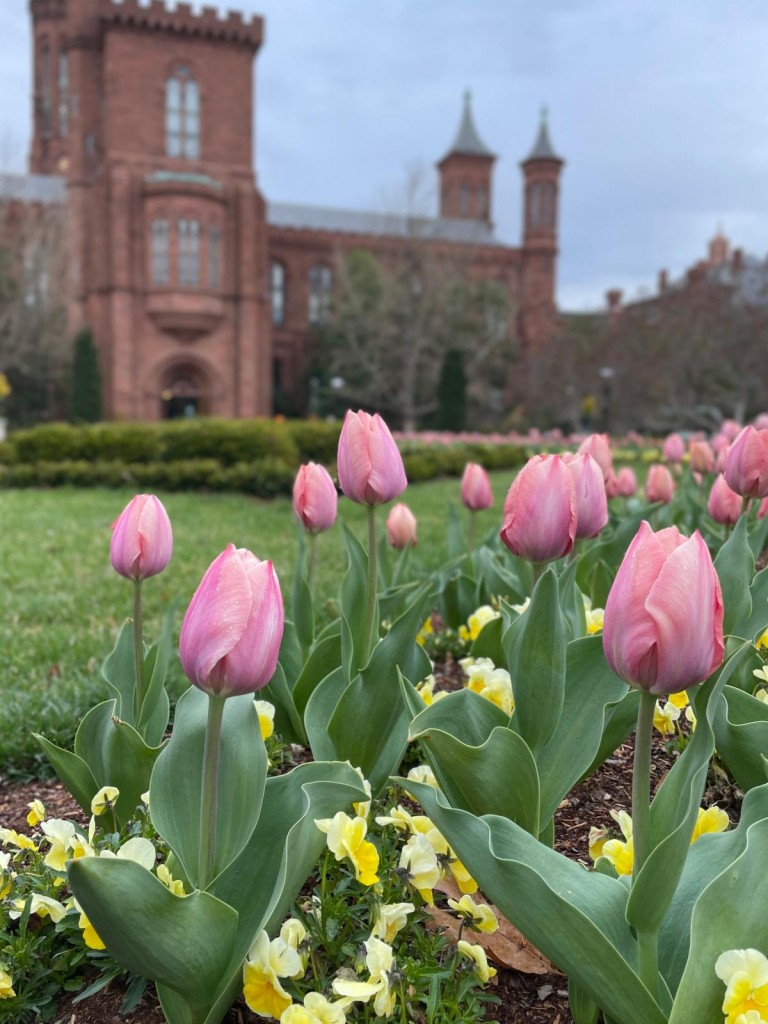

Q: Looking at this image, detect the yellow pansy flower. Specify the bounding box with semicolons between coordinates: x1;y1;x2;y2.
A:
75;899;106;950
586;607;604;635
26;800;46;827
690;805;729;842
350;766;372;819
416;617;434;646
398;833;442;904
156;864;186;897
461;657;514;716
243;931;301;1019
0;968;15;999
10;894;67;923
314;812;379;886
332;937;396;1018
667;690;690;710
0;828;36;851
40;819;76;872
588;825;610;862
756;629;768;651
254;699;275;741
715;948;768;1024
458;605;500;642
279;918;308;973
448;894;498;934
280;992;347;1024
457;940;497;983
653;700;680;737
371;901;415;943
91;786;120;816
406;764;439;788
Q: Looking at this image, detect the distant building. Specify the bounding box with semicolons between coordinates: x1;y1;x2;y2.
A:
13;0;565;420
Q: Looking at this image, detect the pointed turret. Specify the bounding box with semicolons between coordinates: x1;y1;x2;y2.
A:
437;91;496;224
524;106;561;162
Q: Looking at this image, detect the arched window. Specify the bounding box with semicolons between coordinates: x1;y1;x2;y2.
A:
459;183;470;216
39;39;52;136
166;67;200;159
308;265;332;326
271;262;286;326
543;182;556;227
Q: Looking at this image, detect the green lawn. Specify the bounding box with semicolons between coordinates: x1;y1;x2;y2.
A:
0;474;510;776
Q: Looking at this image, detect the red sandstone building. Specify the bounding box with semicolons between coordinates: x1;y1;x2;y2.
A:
16;0;564;420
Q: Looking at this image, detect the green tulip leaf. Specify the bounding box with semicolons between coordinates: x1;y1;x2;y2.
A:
659;782;768;994
668;815;768;1023
304;666;348;761
150;687;266;889
68;857;238;1019
568;978;601;1024
326;585;434;792
503;568;567;752
401;781;666;1024
558;559;588;639
581;688;639;782
740;565;768;642
713;683;768;792
102;619;139;724
277;619;304;693
714;515;754;638
470;614;504;663
292;632;342;718
137;601;177;746
33;735;98;814
536;636;629;824
440;570;478;631
74;699;164;825
410;687;510;745
472;546;528;605
262;663;307;746
291;538;315;656
747;513;768;559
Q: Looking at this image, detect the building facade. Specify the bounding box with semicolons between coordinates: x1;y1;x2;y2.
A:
21;0;564;421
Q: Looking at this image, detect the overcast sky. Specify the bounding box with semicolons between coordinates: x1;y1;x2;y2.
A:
2;0;767;309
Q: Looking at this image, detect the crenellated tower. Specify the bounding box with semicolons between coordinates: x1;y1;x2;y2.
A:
520;107;564;349
437;91;496;225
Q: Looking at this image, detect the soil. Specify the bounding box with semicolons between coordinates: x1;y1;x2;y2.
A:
0;679;742;1024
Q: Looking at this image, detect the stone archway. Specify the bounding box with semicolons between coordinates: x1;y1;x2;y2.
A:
159;361;211;419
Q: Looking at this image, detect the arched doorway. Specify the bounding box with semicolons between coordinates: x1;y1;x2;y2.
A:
159;363;210;419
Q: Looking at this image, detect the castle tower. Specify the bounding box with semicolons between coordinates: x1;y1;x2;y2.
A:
28;0;271;421
520;108;564;348
437;91;496;224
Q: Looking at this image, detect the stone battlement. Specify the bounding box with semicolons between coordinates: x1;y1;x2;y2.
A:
101;0;263;48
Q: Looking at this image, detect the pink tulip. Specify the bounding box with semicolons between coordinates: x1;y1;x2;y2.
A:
461;463;493;511
714;444;729;475
500;455;577;563
386;503;417;549
712;433;730;455
605;470;620;498
662;433;685;463
707;474;742;526
179;544;284;697
645;464;675;504
565;453;608;540
337;410;407;506
603;521;724;694
292;463;338;533
577;434;613;482
110;494;173;580
754;414;768;432
723;425;768;499
689;440;715;474
616;466;637;497
721;419;743;441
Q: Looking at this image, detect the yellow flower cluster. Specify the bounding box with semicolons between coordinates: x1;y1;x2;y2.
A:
590;805;730;876
314;812;379;886
653;690;696;737
716;948;768;1024
458;605;500;643
460;657;515;717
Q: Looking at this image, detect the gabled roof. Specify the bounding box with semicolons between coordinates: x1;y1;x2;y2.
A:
524;108;562;162
441;90;495;160
267;201;499;245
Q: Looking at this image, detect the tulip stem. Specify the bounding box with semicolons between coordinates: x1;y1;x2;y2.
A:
307;531;318;597
363;505;378;663
198;693;226;891
632;688;658;997
467;510;477;553
133;579;144;720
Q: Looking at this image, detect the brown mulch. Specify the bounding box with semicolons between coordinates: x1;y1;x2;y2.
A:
0;720;742;1024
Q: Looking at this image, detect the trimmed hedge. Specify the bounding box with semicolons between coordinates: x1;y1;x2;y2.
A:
0;419;526;494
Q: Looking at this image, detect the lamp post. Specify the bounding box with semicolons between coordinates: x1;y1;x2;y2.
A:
599;366;615;434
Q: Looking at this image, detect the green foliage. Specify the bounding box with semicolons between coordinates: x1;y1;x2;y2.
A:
69;329;102;424
436;350;467;432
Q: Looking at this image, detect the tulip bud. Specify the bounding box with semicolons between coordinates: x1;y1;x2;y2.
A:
576;434;613;482
500;454;577;563
689;440;715;474
179;544;284;697
715;444;729;475
707;474;742;526
603;521;724;694
110;494;173;580
292;462;338;533
723;425;768;499
720;419;743;441
645;464;675;504
386;503;418;549
604;470;620;499
337;410;407;506
662;433;685;463
616;466;637;497
565;453;608;540
461;463;493;511
754;414;768;432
